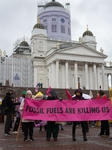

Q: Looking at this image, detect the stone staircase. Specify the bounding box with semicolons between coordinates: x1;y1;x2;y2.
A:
0;86;110;100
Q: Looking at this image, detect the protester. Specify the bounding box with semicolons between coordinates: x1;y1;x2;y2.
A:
10;97;15;129
46;90;59;141
20;90;34;141
13;91;26;134
97;90;110;136
72;89;87;141
4;88;14;136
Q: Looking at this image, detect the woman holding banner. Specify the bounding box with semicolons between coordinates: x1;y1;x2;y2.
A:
97;90;110;136
20;90;34;141
72;89;87;141
46;90;59;141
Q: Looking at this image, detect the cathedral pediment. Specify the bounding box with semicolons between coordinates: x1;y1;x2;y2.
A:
58;45;107;58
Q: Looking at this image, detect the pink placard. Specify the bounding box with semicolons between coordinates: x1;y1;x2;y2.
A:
22;98;112;121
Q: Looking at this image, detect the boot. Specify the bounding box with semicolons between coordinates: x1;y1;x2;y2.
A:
83;134;87;141
72;134;76;141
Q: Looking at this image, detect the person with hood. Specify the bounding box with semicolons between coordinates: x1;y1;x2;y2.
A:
72;89;87;141
20;90;34;141
97;90;110;136
46;90;59;141
13;91;26;134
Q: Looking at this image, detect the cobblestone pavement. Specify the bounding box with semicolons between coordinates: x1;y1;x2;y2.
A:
0;123;112;150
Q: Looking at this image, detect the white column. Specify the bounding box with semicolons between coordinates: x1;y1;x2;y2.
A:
51;62;56;88
111;74;112;89
34;66;37;87
97;66;100;90
65;61;69;88
89;66;93;89
85;63;89;89
106;74;109;90
93;63;97;90
56;60;59;88
102;64;105;90
49;64;51;87
74;62;78;89
62;64;65;88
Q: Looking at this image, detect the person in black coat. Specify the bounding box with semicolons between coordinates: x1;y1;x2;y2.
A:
4;88;14;136
46;90;59;141
4;88;19;136
72;89;87;141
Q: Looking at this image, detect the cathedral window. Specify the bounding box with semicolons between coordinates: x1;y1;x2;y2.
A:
61;26;65;33
43;19;47;22
39;41;43;51
68;28;70;35
52;25;57;32
52;18;56;21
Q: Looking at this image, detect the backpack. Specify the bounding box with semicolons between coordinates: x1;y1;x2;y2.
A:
2;97;8;111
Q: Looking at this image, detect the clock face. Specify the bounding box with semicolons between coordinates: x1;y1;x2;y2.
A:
61;18;65;23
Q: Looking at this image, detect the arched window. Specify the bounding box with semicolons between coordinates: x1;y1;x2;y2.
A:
39;41;43;51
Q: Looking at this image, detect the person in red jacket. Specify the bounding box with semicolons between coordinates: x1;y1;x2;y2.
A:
97;90;110;136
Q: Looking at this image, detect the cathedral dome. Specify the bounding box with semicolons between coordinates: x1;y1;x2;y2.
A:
44;0;64;8
83;26;93;37
20;40;29;46
33;17;45;30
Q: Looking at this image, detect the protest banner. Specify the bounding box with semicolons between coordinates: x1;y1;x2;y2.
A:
22;98;112;121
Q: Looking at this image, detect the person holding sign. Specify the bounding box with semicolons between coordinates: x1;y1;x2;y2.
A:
72;89;87;141
46;90;59;141
97;90;110;136
20;90;34;141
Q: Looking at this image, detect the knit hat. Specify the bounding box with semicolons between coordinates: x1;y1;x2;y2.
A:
7;88;13;92
26;90;32;95
49;90;58;99
22;91;26;95
74;89;83;96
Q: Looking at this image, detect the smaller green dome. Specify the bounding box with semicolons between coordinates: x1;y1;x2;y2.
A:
20;41;29;46
83;25;93;37
83;30;93;37
33;23;45;30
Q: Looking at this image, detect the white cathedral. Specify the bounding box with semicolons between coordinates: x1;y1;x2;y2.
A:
0;0;112;90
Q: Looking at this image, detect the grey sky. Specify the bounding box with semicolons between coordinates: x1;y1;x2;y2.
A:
0;0;112;62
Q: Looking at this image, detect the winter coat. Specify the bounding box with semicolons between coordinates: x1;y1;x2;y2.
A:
16;97;24;118
97;95;107;99
20;98;34;122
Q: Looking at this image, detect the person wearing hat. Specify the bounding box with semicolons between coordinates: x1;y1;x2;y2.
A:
20;90;34;141
46;90;59;141
97;90;110;136
4;88;14;136
72;89;87;141
13;91;26;134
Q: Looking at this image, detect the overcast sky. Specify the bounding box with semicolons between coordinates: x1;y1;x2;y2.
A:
0;0;112;62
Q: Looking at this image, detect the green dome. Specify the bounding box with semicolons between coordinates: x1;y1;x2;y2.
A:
44;0;64;8
33;23;45;30
83;30;93;37
20;41;29;46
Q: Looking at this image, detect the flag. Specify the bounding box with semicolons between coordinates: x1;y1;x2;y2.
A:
46;86;51;96
35;83;38;93
109;87;112;123
65;89;72;99
34;92;43;98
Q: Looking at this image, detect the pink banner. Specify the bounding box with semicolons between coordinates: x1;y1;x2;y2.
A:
22;98;112;121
